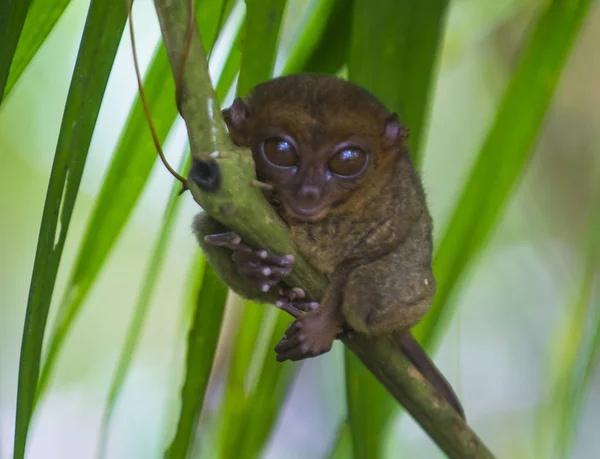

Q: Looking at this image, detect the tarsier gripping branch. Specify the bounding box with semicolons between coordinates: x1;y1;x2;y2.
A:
192;74;464;418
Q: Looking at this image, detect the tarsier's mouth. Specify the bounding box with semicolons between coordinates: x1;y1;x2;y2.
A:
283;202;330;222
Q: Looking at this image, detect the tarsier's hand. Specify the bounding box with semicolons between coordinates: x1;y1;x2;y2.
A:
204;231;319;317
274;310;341;362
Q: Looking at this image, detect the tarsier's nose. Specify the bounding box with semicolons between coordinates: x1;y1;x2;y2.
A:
297;185;321;205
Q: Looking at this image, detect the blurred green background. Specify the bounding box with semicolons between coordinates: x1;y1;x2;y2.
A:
1;0;599;458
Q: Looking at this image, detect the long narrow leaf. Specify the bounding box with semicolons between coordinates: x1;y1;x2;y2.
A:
348;0;450;163
36;42;177;404
13;1;128;458
280;0;338;74
96;155;191;459
164;265;229;459
160;253;207;451
299;0;352;76
553;180;600;457
214;28;242;102
236;0;287;96
217;303;270;458
36;0;231;409
0;0;33;105
414;0;594;349
235;312;299;457
344;1;450;455
3;0;72;100
328;422;353;459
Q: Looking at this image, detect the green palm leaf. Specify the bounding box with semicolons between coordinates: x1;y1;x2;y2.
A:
415;0;594;349
0;0;33;104
3;0;73;100
13;1;129;457
36;0;231;413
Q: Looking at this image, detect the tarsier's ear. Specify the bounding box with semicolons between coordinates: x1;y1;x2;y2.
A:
383;113;409;147
222;97;249;145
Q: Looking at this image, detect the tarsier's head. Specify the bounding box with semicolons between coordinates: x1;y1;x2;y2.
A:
223;74;408;222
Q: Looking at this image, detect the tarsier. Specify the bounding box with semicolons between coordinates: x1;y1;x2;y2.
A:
192;74;464;417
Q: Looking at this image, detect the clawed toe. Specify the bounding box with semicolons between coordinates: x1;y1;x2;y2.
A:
204;232;243;249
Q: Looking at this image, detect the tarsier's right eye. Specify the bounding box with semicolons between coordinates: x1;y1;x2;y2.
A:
329;147;368;177
262;137;298;168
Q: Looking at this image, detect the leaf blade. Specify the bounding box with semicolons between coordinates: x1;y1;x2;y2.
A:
164;265;229;459
36;41;177;407
348;0;450;163
280;0;340;75
0;0;33;104
36;0;231;409
415;0;594;349
3;0;73;99
96;155;191;459
236;0;287;96
13;1;128;457
551;180;600;457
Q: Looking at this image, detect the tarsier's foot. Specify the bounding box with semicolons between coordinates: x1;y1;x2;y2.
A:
274;309;341;362
204;231;295;292
275;287;319;318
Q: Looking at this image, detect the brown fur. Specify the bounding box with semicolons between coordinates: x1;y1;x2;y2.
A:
224;74;435;333
196;74;464;417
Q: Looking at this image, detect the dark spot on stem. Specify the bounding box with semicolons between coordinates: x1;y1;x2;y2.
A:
189;156;221;192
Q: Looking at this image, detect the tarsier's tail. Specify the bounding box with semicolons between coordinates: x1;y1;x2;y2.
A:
396;331;465;419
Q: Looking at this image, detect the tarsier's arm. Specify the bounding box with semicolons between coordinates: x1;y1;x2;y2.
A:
193;213;278;303
193;212;318;313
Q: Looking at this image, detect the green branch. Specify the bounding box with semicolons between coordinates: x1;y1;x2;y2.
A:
153;0;494;457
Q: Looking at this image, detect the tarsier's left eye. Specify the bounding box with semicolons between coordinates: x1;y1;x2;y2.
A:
329;148;368;177
262;137;298;168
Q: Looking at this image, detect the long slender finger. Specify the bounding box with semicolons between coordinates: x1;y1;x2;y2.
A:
204;232;246;251
286;320;304;335
274;335;303;353
237;264;293;280
276;344;315;362
291;301;319;313
275;298;318;314
233;250;294;268
237;264;289;280
275;300;304;319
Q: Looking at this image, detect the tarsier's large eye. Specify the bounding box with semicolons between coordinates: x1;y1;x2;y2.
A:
329;148;368;177
262;137;298;167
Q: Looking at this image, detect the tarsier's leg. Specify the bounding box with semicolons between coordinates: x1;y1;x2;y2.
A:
341;250;465;418
193;213;318;314
341;249;434;334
